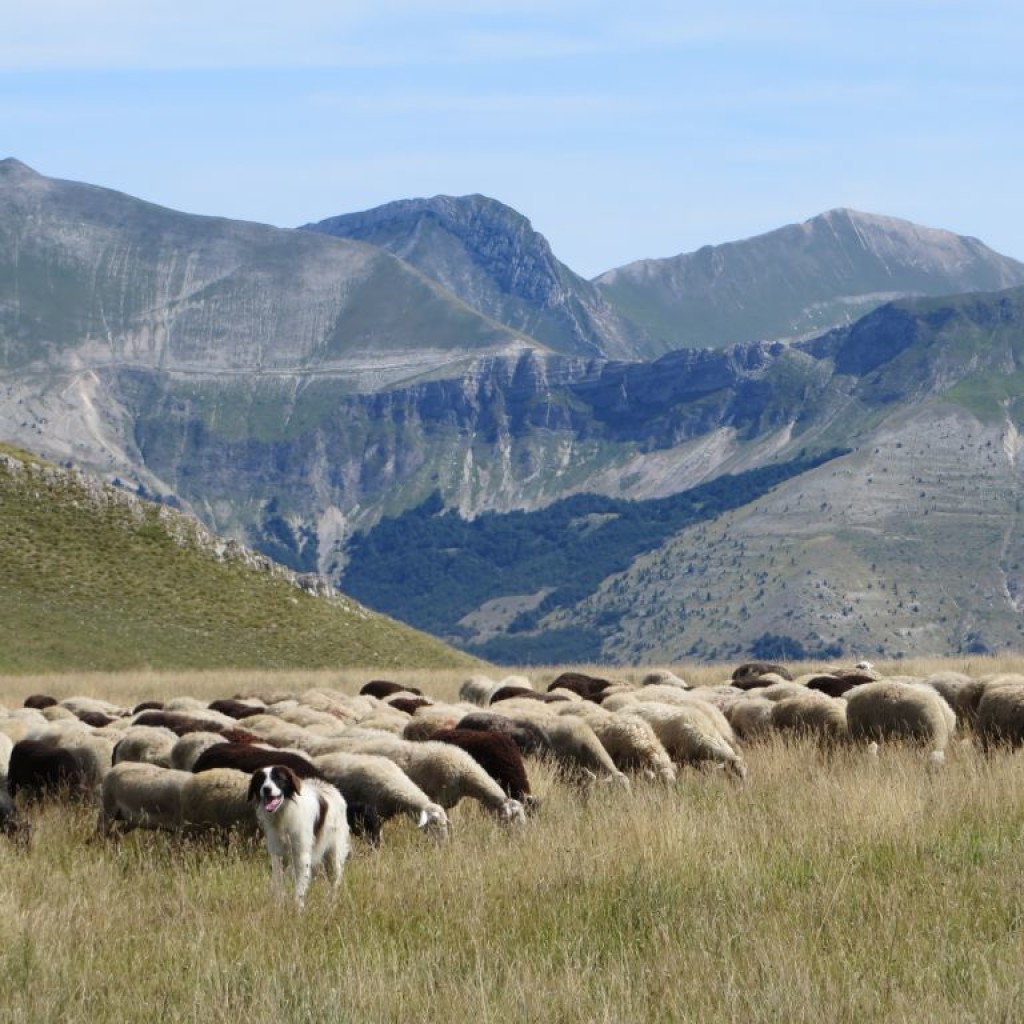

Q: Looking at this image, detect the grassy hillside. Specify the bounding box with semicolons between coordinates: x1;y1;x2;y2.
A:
0;445;477;674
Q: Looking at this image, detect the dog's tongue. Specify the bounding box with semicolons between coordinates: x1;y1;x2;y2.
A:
263;794;284;813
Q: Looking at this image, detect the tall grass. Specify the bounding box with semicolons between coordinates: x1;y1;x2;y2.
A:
4;659;1024;1022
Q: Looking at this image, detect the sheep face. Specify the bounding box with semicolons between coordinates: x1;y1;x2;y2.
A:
498;798;527;825
416;805;450;843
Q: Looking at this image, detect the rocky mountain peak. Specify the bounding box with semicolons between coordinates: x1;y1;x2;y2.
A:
303;194;652;360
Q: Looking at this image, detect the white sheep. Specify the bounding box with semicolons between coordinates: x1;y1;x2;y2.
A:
336;734;527;824
974;678;1024;750
489;703;627;785
60;730;118;784
641;669;691;690
267;704;348;732
99;762;190;834
556;702;676;783
690;685;747;711
844;680;956;766
59;696;128;717
922;672;986;727
768;691;849;744
233;715;340;756
401;704;473;741
111;726;179;768
623;701;747;780
180;768;256;833
458;675;503;706
313;750;450;841
725;697;776;740
298;689;378;722
170;731;230;772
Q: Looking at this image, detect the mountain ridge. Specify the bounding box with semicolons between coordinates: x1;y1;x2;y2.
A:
594;207;1024;349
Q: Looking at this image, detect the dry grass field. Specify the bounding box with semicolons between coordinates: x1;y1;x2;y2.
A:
3;656;1024;1023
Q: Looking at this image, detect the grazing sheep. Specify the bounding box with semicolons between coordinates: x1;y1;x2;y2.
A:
688;686;746;713
489;685;548;704
602;685;710;712
426;728;536;809
8;738;98;800
59;731;118;783
40;704;78;722
99;762;190;835
265;705;349;732
387;697;434;716
299;689;379;722
769;692;849;744
923;672;986;727
233;715;338;756
844;680;956;765
641;669;691;690
0;716;35;745
401;704;469;741
181;768;257;833
208;698;265;720
313;751;450;842
459;675;503;706
732;661;793;684
547;672;614;701
359;680;422;699
60;696;127;718
455;712;556;759
348;710;412;735
192;741;320;780
725;697;776;740
337;735;527;824
23;694;58;710
111;726;179;768
170;731;233;771
974;680;1024;750
754;682;813;703
623;702;747;780
132;709;237;737
532;715;628;786
557;703;676;784
805;675;861;699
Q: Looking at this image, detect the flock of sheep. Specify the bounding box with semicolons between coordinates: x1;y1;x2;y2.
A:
4;659;1024;856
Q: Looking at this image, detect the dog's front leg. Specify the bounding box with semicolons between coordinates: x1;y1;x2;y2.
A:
270;852;288;900
292;854;313;909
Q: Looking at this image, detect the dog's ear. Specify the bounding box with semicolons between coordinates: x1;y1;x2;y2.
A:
246;769;264;803
277;764;302;796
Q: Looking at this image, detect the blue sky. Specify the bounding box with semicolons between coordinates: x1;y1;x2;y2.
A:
4;1;1022;278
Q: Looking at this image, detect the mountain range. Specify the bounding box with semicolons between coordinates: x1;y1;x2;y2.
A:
4;156;1024;664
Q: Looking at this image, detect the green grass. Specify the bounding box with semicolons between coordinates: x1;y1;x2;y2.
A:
0;446;478;673
5;679;1024;1023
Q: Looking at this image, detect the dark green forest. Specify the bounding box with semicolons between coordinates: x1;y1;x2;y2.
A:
342;447;849;663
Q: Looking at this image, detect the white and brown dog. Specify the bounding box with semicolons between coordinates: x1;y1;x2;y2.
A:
247;764;351;908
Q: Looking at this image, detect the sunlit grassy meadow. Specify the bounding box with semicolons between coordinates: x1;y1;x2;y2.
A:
4;657;1024;1022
